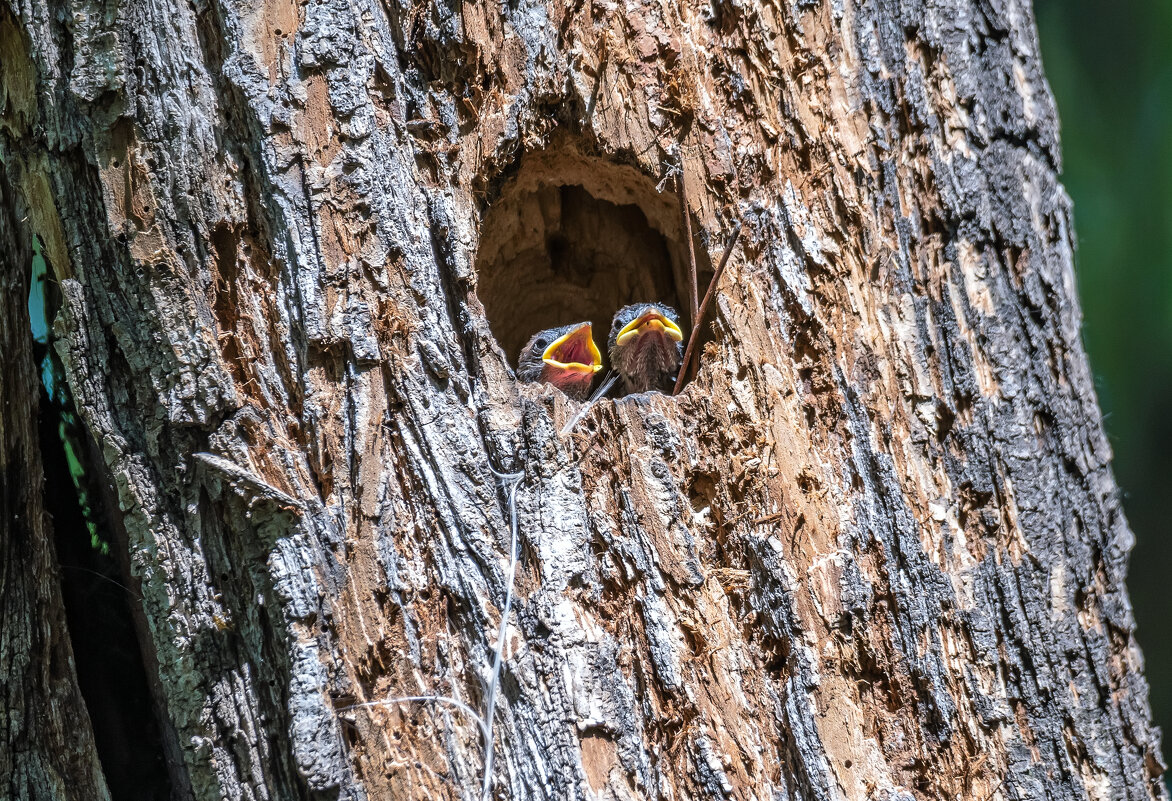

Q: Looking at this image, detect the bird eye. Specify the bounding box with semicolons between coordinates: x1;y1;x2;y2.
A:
534;337;548;350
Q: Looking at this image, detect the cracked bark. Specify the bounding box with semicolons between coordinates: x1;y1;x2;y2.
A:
0;0;1164;799
0;152;110;798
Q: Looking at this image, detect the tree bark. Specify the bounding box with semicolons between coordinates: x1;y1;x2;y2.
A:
0;138;110;798
0;0;1164;799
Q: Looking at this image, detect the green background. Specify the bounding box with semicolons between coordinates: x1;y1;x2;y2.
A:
1035;0;1172;746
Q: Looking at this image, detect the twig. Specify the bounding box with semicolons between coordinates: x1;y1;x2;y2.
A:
341;463;524;801
979;778;1006;801
60;564;143;601
481;463;524;801
583;33;610;123
559;371;619;436
677;169;699;325
673;221;743;396
655;161;681;193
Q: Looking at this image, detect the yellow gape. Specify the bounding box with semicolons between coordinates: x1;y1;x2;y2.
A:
614;311;684;346
542;324;604;374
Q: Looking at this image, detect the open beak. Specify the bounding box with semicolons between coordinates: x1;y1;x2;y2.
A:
542;323;603;374
614;311;684;346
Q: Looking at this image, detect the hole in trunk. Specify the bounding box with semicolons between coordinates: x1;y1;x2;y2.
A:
40;384;173;801
29;238;174;800
475;145;713;391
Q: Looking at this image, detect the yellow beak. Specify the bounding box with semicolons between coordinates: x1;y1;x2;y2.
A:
615;311;684;346
542;323;603;374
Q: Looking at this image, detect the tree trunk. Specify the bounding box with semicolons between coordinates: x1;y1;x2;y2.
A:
0;0;1164;798
0;144;110;797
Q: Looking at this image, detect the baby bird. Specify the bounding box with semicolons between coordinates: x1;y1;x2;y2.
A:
608;303;684;395
516;321;603;400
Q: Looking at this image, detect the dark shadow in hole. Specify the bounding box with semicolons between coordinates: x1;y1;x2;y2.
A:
474;147;713;381
481;184;678;361
41;380;173;801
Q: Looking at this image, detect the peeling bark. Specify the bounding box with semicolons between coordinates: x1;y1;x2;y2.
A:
0;0;1164;799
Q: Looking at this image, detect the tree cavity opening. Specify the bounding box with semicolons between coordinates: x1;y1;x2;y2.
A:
474;147;712;386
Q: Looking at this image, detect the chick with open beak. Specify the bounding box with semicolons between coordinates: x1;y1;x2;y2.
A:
516;321;604;400
608;303;685;395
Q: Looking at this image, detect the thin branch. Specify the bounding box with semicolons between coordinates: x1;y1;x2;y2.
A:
655;160;681;193
979;778;1007;801
481;463;524;801
673;221;743;396
559;371;619;436
677;168;699;326
583;33;610;123
336;463;524;801
60;564;143;601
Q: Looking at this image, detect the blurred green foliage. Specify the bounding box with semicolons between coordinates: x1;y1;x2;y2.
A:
28;241;107;555
1035;0;1172;739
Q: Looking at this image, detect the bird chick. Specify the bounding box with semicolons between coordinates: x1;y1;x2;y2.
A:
516;322;603;400
608;303;684;395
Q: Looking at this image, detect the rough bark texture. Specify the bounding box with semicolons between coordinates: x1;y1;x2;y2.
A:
0;153;110;797
0;0;1164;799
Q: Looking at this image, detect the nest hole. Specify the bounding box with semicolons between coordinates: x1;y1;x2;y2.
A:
475;147;713;384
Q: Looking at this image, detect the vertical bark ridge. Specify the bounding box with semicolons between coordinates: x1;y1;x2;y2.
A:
0;140;110;799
